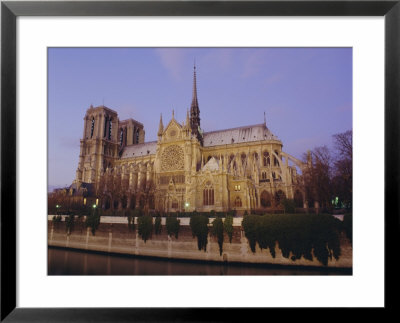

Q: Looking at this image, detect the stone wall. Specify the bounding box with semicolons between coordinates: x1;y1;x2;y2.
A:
48;217;352;268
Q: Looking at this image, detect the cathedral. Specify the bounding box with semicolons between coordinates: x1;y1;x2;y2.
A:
72;66;305;214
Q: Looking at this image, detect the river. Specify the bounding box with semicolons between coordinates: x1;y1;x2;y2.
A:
48;247;351;275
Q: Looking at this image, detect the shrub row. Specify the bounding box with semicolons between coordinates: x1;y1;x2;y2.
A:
242;214;342;265
343;213;352;243
166;216;180;239
189;215;209;252
51;211;350;265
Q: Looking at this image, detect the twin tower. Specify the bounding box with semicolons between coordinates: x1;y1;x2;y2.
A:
75;65;203;187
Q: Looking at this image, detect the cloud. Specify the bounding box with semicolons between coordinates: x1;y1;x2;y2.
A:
202;49;234;72
241;49;273;78
117;103;144;122
155;48;186;81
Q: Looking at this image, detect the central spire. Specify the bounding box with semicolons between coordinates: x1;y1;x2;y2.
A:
190;62;202;145
191;62;199;109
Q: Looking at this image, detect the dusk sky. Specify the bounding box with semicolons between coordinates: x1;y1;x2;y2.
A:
48;47;352;189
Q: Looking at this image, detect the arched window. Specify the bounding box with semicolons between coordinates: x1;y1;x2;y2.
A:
136;129;140;144
171;199;178;209
263;151;270;167
260;191;272;208
90;117;95;138
149;195;155;210
203;182;214;206
241;153;246;166
234;196;242;207
113;199;119;209
121;195;128;209
129;195;136;209
103;116;108;138
119;128;124;147
104;198;111;210
139;195;145;208
262;172;267;180
108;118;112;140
274;190;286;206
294;190;303;208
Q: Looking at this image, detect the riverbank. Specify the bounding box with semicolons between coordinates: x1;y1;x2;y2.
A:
48;246;352;275
48;215;352;269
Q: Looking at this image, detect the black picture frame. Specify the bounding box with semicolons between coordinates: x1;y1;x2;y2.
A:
1;1;398;321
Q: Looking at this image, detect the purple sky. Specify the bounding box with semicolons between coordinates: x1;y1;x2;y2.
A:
48;48;352;189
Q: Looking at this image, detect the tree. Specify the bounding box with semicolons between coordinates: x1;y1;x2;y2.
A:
211;217;224;256
166;216;180;238
190;214;209;251
333;130;352;159
137;215;153;242
332;130;352;209
303;146;333;211
223;215;234;243
97;167;128;214
302;130;352;212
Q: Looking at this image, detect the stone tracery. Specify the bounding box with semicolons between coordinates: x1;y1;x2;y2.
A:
161;145;184;171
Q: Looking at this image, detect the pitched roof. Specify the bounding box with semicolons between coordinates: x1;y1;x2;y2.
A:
202;157;220;172
203;124;280;147
120;141;157;159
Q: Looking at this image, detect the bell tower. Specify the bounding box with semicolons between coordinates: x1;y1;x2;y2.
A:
75;105;119;186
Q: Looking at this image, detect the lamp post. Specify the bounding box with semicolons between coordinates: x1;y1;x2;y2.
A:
185;202;189;213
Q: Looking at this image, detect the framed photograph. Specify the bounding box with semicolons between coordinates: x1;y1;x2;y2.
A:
1;0;398;321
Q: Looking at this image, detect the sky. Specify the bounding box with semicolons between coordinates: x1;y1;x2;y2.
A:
48;47;352;189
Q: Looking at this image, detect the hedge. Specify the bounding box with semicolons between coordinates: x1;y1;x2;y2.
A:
242;214;342;265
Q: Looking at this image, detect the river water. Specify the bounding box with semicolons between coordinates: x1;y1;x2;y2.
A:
48;247;351;275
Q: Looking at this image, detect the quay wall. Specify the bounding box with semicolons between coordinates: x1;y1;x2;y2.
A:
47;216;352;268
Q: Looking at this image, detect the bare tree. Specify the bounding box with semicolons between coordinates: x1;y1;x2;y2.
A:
333;130;352;159
303;146;333;211
332;130;352;209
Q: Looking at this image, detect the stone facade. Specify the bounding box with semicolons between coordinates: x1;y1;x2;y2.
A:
72;67;305;214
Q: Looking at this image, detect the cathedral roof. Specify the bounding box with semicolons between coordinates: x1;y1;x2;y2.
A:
120;141;157;159
203;123;280;147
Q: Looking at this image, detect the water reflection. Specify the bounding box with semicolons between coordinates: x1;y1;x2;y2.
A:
48;247;351;276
